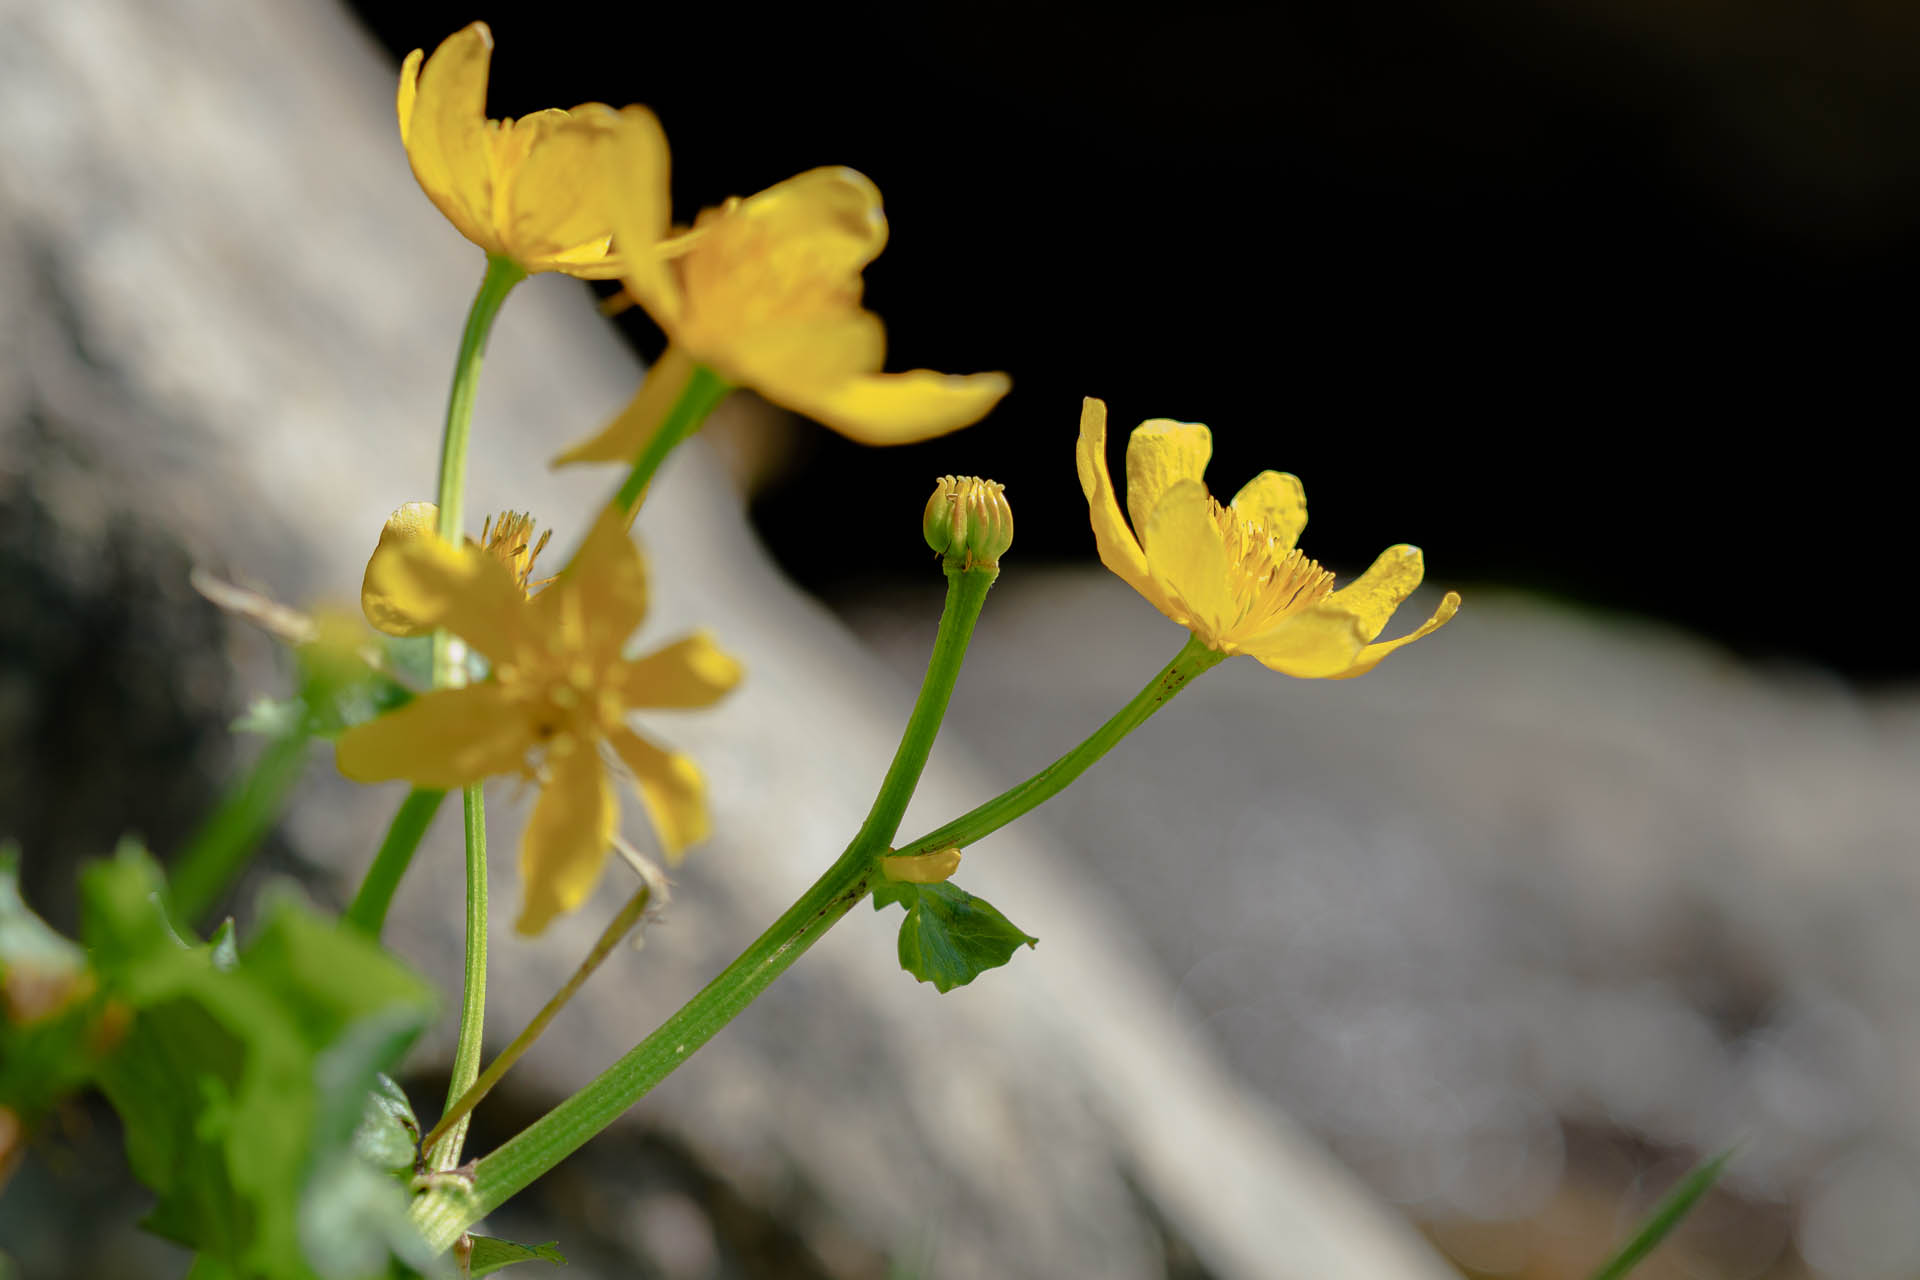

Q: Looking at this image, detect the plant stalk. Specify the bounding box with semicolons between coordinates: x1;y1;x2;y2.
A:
411;564;997;1247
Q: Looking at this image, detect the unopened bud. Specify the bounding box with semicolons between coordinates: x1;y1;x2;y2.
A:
923;476;1013;571
881;847;963;885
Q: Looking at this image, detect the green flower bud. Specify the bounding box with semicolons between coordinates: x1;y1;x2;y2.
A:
923;476;1013;571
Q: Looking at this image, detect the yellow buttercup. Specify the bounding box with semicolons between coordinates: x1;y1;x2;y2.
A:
557;164;1010;463
1077;398;1457;678
336;508;742;933
397;22;668;278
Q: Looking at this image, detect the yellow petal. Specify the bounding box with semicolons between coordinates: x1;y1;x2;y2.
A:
361;502;441;636
1074;398;1154;598
1238;607;1372;678
604;106;677;317
609;728;708;862
1141;480;1237;645
363;530;529;662
769;368;1010;445
1230;471;1308;553
335;684;533;788
1125;419;1213;537
733;166;889;275
531;507;647;668
1322;544;1426;643
551;345;695;467
720;310;885;392
499;104;629;268
396;48;422;146
514;744;615;935
404;23;495;249
620;632;744;709
1330;591;1461;680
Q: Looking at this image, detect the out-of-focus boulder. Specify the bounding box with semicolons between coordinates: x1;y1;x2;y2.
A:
0;2;1451;1277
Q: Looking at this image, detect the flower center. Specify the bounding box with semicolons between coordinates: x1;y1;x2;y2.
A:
1213;500;1334;635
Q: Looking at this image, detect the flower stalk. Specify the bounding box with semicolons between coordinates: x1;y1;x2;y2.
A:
343;787;446;938
610;363;733;514
417;882;655;1157
410;556;1000;1248
893;633;1224;861
428;252;523;1171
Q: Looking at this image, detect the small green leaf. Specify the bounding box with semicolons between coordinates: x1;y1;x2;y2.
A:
0;843;108;1118
887;882;1036;993
1588;1147;1736;1280
350;1072;420;1173
468;1236;567;1276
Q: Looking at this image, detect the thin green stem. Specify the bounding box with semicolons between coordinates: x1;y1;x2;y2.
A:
169;731;309;929
893;633;1224;859
342;787;445;938
428;782;488;1172
411;564;998;1248
1588;1147;1736;1280
610;364;732;514
417;883;654;1157
854;568;997;849
433;253;525;555
424;253;521;1171
413;840;870;1248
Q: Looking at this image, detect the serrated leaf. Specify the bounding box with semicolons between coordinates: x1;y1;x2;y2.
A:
888;882;1036;993
80;846;439;1278
468;1236;566;1276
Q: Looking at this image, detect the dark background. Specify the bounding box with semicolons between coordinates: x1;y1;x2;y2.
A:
354;1;1919;681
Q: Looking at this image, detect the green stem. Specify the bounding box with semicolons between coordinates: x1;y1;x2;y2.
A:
433;253;525;554
411;565;997;1248
425;253;521;1171
169;731;309;929
428;782;488;1172
854;568;997;849
342;787;445;937
417;883;654;1157
610;363;732;514
893;633;1224;859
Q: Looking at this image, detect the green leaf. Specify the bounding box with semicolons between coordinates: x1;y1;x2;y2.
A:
0;843;109;1118
350;1073;420;1174
468;1237;566;1276
884;881;1036;993
1588;1147;1736;1280
80;845;440;1278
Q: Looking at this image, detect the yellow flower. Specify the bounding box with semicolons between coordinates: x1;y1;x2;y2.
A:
397;22;668;277
555;165;1010;462
1077;398;1458;678
360;503;552;637
335;508;744;934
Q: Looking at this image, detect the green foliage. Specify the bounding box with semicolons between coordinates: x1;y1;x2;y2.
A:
77;843;443;1279
0;844;112;1119
872;880;1037;993
1588;1147;1736;1280
468;1236;567;1275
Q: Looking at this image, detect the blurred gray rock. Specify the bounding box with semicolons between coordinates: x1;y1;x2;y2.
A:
0;2;1450;1278
852;571;1920;1279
